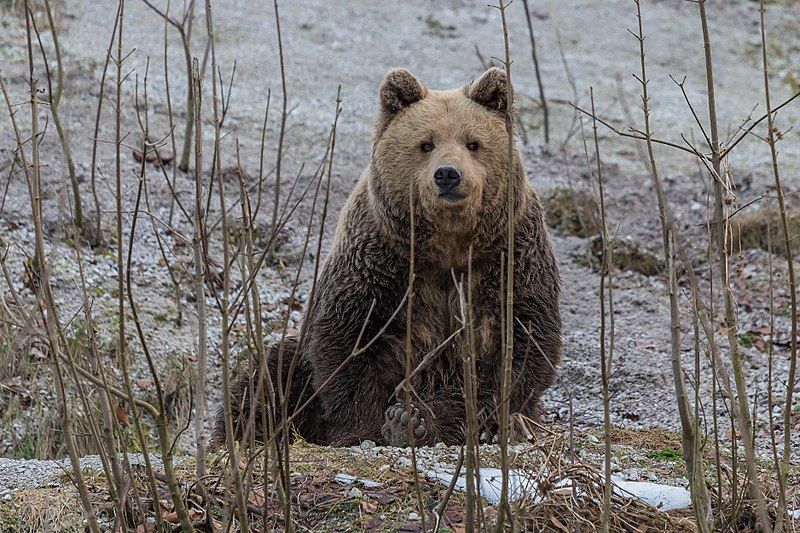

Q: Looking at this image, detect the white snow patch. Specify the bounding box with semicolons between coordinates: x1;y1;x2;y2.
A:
334;473;380;488
424;466;541;506
611;476;692;511
421;463;691;512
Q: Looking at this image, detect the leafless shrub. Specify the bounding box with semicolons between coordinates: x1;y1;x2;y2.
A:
1;1;799;531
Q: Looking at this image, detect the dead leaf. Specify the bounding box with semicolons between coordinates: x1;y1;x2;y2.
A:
248;487;266;508
114;404;130;427
132;146;173;167
373;491;397;505
444;508;464;525
282;296;303;312
550;516;570;531
360;500;377;514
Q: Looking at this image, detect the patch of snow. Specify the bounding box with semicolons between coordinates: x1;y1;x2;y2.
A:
334;473;380;488
421;463;692;512
425;466;540;506
611;475;692;511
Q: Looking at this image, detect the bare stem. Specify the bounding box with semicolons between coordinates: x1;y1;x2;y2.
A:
496;1;516;530
759;2;797;530
696;1;768;527
522;0;549;144
630;2;713;529
191;56;209;485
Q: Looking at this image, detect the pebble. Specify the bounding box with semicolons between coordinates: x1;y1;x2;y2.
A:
622;468;640;481
408;512;420;520
360;440;375;450
347;487;363;499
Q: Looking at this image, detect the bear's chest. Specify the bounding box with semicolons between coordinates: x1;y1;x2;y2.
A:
398;271;499;383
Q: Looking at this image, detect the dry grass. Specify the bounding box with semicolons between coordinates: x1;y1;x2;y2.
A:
607;427;684;452
732;205;800;259
0;429;714;531
0;487;84;532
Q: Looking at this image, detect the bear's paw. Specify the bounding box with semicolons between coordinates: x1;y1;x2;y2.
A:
382;402;427;447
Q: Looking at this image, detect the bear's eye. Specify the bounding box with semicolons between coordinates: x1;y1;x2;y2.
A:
420;142;435;153
466;141;480;152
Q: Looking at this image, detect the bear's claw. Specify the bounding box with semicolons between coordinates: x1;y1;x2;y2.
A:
382;403;426;446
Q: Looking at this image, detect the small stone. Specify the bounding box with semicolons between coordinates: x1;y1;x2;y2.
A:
587;434;600;444
360;440;375;450
623;468;640;481
408;512;420;520
347;487;363;499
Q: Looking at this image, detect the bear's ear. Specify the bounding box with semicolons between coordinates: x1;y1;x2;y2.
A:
380;68;426;115
467;67;508;112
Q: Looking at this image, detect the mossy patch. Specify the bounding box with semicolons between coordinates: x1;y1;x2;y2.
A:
542;187;599;238
584;235;664;276
647;447;683;461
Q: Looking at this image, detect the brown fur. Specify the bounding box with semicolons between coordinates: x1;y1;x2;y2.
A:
214;68;561;447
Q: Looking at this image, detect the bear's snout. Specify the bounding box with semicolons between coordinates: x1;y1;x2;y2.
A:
433;165;463;200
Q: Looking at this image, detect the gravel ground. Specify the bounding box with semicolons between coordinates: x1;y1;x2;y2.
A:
0;0;799;492
0;454;180;493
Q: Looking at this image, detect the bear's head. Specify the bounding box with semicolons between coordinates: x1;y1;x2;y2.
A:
369;68;524;264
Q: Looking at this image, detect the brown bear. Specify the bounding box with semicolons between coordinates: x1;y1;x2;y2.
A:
213;67;561;448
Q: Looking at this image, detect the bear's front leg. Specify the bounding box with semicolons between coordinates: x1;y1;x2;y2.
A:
313;340;404;446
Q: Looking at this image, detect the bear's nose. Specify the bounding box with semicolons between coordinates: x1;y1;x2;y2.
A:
434;165;462;192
